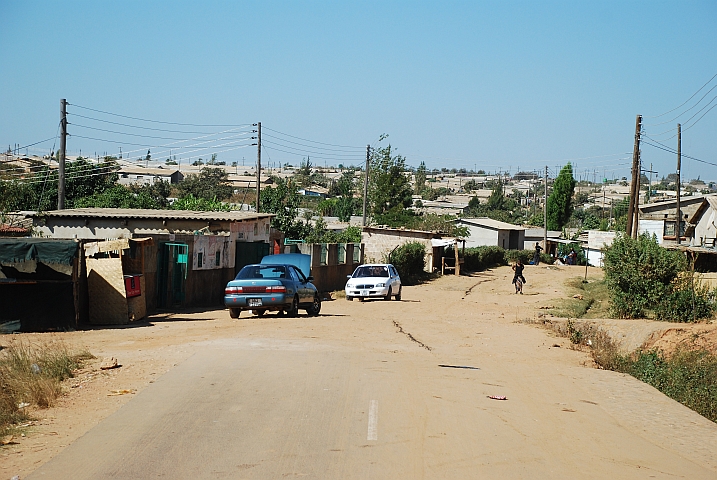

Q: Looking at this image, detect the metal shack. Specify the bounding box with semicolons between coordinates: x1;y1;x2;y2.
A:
29;208;275;315
0;238;84;331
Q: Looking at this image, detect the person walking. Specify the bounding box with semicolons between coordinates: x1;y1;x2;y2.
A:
533;242;543;266
512;259;526;294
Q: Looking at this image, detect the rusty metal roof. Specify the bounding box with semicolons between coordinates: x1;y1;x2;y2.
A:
29;208;273;222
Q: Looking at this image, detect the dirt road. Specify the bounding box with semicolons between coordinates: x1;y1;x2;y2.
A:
5;265;717;479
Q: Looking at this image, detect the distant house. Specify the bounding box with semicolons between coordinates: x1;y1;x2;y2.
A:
118;166;184;186
361;226;448;272
298;186;329;198
687;196;717;247
454;218;525;250
638;195;710;243
523;228;562;253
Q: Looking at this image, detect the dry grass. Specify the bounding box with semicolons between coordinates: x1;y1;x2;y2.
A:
551;277;611;319
529;318;717;422
0;339;93;436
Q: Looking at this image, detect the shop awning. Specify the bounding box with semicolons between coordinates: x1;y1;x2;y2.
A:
0;239;79;265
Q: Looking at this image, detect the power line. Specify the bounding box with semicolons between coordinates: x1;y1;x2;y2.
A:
66;112;219;134
262;132;365;153
70;103;253;128
262;144;363;162
643;84;717;126
644;72;717;119
642;139;717;168
683;100;717;131
71;123;207;141
71;134;253;153
262;139;365;159
262;127;364;150
8;136;58;152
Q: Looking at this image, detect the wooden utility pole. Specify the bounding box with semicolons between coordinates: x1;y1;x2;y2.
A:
255;122;261;213
676;123;682;244
58;98;68;210
626;114;642;237
362;145;370;226
543;165;548;251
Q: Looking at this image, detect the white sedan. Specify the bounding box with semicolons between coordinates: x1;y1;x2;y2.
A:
345;264;402;301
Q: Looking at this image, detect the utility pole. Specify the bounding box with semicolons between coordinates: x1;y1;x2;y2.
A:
255;122;261;213
543;166;548;251
58;98;68;210
362;145;370;226
676;123;682;244
626;114;641;237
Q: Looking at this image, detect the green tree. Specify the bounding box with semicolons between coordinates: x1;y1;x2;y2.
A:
72;181;170;209
171;194;232;211
486;179;507;210
369;145;413;216
177;167;233;201
261;177;309;239
546;163;576;230
414;161;427;194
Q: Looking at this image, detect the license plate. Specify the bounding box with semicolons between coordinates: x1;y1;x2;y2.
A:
248;298;262;307
360;290;369;297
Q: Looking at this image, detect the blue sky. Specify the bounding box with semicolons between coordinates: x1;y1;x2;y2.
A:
1;1;715;181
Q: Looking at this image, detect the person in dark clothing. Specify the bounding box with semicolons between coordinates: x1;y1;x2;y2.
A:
533;242;543;265
512;259;526;293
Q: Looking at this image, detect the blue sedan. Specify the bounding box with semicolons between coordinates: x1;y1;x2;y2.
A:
224;264;321;318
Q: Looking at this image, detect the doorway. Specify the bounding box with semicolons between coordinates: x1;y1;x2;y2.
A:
157;243;188;308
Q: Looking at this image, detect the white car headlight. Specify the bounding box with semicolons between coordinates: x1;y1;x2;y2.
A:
376;283;386;287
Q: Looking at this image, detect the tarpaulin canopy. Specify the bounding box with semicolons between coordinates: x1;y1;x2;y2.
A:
0;239;79;265
431;238;457;248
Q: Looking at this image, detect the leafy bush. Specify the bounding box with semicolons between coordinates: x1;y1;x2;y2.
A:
654;274;716;322
504;249;533;265
462;246;507;272
619;348;717;422
388;242;425;280
603;233;715;321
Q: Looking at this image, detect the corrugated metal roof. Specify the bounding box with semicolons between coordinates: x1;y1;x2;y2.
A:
457;218;525;231
29;208;273;222
118;166;180;176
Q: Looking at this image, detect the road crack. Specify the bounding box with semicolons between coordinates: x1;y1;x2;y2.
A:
393;320;432;351
464;275;497;296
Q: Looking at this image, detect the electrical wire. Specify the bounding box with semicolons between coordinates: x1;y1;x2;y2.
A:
642;140;717;168
11;136;58;152
644;73;717;119
262;132;365;153
643;84;717;126
71;134;253;154
69;103;253;128
262;144;363;162
66;112;219;134
261;139;365;159
262;127;364;150
683;100;717;132
70;123;210;141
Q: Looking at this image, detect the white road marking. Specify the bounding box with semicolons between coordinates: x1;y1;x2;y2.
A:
367;400;378;441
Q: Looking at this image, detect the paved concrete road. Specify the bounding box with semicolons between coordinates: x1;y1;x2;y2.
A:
29;271;717;479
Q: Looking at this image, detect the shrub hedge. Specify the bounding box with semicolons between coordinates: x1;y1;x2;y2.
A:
388;241;426;281
603;233;716;321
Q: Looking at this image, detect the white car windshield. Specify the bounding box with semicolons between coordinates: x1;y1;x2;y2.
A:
354;266;389;278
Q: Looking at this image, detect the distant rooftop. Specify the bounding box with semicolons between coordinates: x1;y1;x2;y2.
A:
29;208;273;222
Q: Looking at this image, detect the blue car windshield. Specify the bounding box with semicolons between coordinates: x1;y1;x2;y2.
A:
236;265;287;279
354;266;389;278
